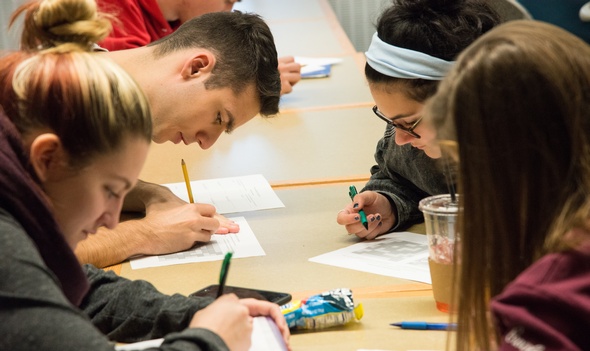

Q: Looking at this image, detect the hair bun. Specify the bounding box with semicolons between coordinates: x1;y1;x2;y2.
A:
15;0;112;51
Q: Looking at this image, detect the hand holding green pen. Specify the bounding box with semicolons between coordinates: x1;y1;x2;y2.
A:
348;185;369;230
216;252;233;298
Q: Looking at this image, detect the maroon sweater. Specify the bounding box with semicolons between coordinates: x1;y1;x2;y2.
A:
492;242;590;351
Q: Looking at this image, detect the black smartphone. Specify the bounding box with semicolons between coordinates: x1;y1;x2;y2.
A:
190;284;292;305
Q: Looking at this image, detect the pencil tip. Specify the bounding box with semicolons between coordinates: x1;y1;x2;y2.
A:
181;159;185;165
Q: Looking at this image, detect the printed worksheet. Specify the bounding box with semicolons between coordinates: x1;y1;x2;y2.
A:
130;217;265;269
309;232;431;284
163;174;284;214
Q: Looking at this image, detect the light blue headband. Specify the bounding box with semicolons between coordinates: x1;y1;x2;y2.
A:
365;32;455;80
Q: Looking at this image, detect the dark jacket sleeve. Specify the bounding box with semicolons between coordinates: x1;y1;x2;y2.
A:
0;211;115;351
81;265;224;344
0;209;228;351
363;126;450;231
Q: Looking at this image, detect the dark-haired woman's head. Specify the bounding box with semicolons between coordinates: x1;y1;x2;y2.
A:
364;0;500;157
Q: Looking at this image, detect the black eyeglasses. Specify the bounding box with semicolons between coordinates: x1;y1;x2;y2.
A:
372;105;423;139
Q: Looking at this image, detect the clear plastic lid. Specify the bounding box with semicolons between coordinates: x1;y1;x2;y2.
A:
419;194;460;214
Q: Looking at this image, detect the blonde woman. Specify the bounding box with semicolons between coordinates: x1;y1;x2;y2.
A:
0;1;289;350
11;0;286;268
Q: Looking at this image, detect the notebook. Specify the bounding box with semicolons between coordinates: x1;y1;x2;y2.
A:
115;316;288;351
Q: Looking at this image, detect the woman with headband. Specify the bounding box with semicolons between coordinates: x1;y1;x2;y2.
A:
337;0;500;239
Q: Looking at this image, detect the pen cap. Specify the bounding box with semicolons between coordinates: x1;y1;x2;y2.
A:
219;251;233;281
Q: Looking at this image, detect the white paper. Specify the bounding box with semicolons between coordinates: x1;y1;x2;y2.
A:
300;64;331;78
294;56;343;67
309;232;432;284
250;316;289;351
130;217;265;269
163;174;284;214
115;316;287;351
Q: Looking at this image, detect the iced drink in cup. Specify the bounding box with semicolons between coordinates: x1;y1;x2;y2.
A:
419;194;459;313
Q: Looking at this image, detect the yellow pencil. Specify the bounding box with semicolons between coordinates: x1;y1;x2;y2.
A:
181;159;194;203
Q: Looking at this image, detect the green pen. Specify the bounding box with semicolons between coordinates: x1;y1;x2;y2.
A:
216;251;233;298
348;185;369;230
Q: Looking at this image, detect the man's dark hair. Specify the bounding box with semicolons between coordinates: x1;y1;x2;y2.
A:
150;11;281;117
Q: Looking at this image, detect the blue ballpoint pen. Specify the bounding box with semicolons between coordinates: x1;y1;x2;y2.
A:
390;321;457;331
348;185;369;230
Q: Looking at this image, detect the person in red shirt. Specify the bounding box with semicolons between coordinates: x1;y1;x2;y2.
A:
425;20;590;351
97;0;300;95
96;0;238;50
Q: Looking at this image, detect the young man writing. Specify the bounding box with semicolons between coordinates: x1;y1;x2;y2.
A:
74;11;282;267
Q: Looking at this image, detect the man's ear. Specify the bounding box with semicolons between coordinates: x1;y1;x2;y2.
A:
29;133;63;182
180;51;216;79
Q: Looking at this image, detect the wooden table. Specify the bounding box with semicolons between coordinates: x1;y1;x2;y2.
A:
139;107;385;187
117;183;450;351
113;1;453;349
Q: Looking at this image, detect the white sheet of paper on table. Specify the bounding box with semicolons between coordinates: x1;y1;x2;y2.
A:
300;64;332;78
294;56;343;67
296;57;343;79
162;174;284;214
130;217;265;269
309;232;431;284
